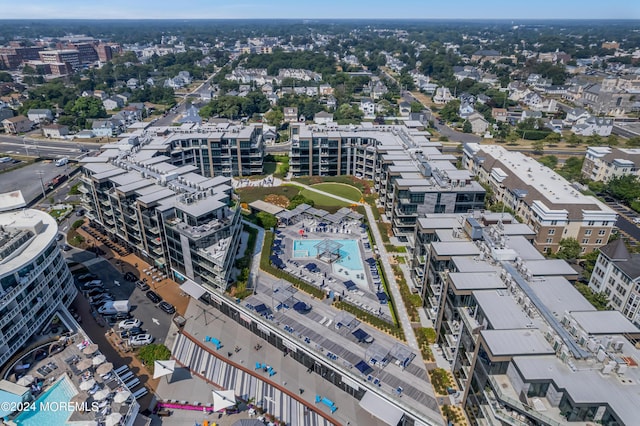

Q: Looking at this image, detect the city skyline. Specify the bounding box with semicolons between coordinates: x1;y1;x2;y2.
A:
1;0;639;20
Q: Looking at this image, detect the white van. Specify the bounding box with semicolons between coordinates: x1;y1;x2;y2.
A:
55;157;69;167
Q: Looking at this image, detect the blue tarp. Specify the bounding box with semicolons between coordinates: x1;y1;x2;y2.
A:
343;280;356;291
355;360;373;375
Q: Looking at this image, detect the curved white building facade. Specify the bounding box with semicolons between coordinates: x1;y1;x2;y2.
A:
0;207;77;366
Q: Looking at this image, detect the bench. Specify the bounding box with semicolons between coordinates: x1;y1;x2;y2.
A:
114;365;129;375
133;387;148;400
124;378;140;389
118;371;134;382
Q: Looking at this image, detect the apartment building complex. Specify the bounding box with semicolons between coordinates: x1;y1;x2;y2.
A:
464;144;617;254
38;49;81;70
588;239;640;327
0;193;77;366
582;146;640;182
79;155;243;293
98;122;265;177
289;123;485;239
412;211;640;425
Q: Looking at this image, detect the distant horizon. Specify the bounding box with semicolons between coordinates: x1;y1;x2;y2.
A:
1;18;640;22
1;0;638;20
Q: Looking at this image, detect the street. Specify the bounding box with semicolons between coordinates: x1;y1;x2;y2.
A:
0;134;98;159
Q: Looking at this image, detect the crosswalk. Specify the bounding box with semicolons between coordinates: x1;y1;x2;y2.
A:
172;333;335;426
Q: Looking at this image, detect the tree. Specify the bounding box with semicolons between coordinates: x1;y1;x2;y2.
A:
0;72;12;82
587;133;603;146
264;108;284;128
71;96;107;119
532;140;544;154
558;156;584;182
544;132;561;145
137;344;171;374
439;100;461;122
606;175;640;205
607;134;619;146
555;238;581;260
538;155;558;169
575;283;610;311
410;101;423;113
256;212;277;230
462;120;472;133
566;133;582;146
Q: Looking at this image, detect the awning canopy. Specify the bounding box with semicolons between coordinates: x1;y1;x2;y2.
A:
359;391;404;426
212;389;236;411
180;279;207;300
153;360;176;379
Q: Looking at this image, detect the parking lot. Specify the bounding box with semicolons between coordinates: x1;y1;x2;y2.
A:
0;159;70;204
74;258;175;348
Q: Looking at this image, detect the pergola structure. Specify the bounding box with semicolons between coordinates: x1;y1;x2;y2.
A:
314;239;343;264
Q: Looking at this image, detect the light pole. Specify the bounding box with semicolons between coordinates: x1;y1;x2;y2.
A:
36;171;47;201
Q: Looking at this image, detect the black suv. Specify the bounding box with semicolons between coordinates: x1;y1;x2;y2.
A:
146;290;162;303
159;301;175;315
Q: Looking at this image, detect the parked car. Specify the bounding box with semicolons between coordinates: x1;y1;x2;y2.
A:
76;209;85;217
129;334;154;347
146;290;162;304
120;327;145;339
633;217;640;224
76;273;98;282
118;319;142;330
104;312;132;324
81;280;103;290
124;272;137;282
90;295;114;305
85;288;107;297
62;244;72;251
159;301;175;315
136;280;150;291
56;233;64;241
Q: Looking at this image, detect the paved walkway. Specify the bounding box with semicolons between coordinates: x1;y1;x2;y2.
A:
285;182;420;352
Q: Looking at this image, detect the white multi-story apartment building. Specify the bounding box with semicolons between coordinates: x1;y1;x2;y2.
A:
582;146;640;182
0;193;77;366
464;144;617;254
589;239;640;327
79;155;243;293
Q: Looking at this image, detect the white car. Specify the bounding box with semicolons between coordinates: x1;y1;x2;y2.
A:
118;319;141;330
129;334;154;347
633;217;640;224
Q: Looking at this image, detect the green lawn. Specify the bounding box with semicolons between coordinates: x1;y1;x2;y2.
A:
310;182;362;202
299;188;350;208
236;185;300;203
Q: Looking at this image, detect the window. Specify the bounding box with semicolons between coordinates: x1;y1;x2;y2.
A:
585;229;592;236
598;229;606;236
548;229;555;235
546;238;553;243
595;239;603;245
582;238;589;244
588;221;595;226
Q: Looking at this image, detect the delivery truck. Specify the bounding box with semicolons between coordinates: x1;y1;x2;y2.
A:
97;300;130;315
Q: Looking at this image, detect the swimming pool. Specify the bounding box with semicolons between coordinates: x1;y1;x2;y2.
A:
293;239;363;271
14;376;77;425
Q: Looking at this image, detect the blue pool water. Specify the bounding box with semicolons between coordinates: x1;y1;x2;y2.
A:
293;239;363;271
15;376;76;425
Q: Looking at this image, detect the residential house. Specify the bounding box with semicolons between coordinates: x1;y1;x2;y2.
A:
319;84;333;96
42;123;69;138
103;97;123;111
0;104;14;121
571;116;613;136
305;87;319;97
262;126;277;144
178;105;202;125
563;108;591;127
458;102;475;119
116;92;131;105
522;92;543;109
467;112;489;134
177;71;192;85
261;83;274;94
325;95;337;110
267;93;279;106
145;78;155;86
27;109;53;124
126;78;139;90
2;115;32;134
313;111;334;125
471;49;501;63
360;98;376;119
543;85;569;95
91;120;117;137
283;107;298;123
433;87;453;104
491;108;508;122
81;90;94;97
93;90;107;100
507;81;530;102
398;101;411;117
476;94;491;105
370;81;388;99
520;110;543;122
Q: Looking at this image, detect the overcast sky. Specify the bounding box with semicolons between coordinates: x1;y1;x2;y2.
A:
1;0;639;20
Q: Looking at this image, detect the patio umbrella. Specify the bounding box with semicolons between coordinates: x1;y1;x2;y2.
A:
93;389;110;401
104;412;122;426
70;392;88;406
16;375;35;386
76;359;93;371
79;379;96;391
211;389;236;411
152;360;175;380
113;390;131;403
96;362;113;375
92;354;106;366
83;344;99;355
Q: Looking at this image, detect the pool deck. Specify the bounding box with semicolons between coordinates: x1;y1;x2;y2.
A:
276;220;392;321
5;330;139;425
